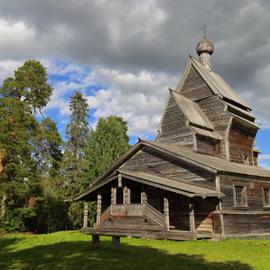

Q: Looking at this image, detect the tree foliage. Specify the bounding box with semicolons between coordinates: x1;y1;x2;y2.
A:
62;91;89;198
84;116;130;188
0;60;131;233
0;61;64;232
0;59;53;112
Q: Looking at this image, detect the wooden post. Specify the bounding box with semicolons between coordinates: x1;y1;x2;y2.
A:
189;199;196;239
92;234;100;249
118;174;122;187
141;192;147;205
96;194;102;226
164;197;170;231
111;188;116;205
83;202;88;229
218;200;225;239
112;236;120;249
215;176;225;238
123;187;130;205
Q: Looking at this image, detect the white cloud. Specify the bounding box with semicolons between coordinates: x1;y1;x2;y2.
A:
85;66;177;136
0;60;22;82
43;61;177;136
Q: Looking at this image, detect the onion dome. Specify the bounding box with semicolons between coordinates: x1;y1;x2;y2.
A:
196;37;214;56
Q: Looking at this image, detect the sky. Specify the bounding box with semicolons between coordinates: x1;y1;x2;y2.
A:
0;0;269;168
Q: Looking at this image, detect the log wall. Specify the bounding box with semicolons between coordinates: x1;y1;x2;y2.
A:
219;174;270;236
228;121;255;164
196;135;220;156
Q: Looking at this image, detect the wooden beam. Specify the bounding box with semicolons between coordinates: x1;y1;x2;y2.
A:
83;202;88;229
164;197;170;231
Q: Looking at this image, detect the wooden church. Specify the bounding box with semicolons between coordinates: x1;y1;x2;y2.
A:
75;36;270;246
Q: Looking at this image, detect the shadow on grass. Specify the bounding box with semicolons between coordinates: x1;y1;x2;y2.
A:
0;237;254;270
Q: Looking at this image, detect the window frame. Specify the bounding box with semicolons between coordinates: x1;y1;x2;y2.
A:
233;184;248;208
262;187;270;208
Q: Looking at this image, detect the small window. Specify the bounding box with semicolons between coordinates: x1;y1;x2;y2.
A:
263;188;270;207
234;185;247;207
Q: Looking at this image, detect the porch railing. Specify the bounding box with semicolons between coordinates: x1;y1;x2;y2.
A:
98;203;165;229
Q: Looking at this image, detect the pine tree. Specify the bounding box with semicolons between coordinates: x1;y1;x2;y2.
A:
0;60;66;232
0;59;53;113
36;117;63;178
62;91;89;198
84;116;130;188
0;97;40;229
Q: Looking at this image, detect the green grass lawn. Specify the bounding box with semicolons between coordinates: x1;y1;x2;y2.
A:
0;231;269;270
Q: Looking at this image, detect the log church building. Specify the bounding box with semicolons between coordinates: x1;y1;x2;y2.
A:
76;36;270;246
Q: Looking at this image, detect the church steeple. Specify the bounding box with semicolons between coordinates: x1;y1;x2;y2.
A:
196;36;214;71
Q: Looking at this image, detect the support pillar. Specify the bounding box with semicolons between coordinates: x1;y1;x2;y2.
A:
218;200;225;239
189;199;196;239
164;197;170;231
215;176;225;239
83;202;88;229
96;194;102;226
92;235;100;249
111;188;116;205
123;187;130;204
141;192;147;205
112;236;120;249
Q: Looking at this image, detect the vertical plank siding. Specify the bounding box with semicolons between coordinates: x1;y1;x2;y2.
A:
158;95;194;145
179;66;213;101
197;96;231;159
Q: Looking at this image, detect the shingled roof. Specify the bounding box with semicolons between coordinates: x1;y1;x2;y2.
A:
145;140;270;178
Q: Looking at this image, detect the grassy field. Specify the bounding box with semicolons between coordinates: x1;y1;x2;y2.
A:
0;231;270;270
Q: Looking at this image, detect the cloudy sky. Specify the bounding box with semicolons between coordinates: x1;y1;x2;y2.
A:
0;0;269;168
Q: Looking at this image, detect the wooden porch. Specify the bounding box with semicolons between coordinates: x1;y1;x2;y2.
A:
80;171;222;247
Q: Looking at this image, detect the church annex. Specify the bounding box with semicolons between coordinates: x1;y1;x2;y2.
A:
75;36;270;245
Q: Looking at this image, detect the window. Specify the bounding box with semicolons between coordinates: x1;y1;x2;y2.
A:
234;185;247;207
263;188;270;207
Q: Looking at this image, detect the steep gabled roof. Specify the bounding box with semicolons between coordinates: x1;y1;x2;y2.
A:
177;57;251;110
171;90;214;130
